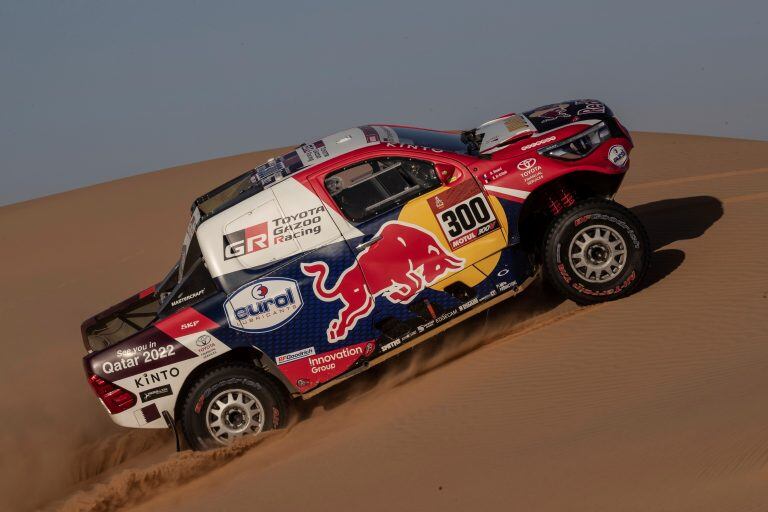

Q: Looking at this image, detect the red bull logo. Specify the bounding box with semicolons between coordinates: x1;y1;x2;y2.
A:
528;103;571;122
301;221;464;342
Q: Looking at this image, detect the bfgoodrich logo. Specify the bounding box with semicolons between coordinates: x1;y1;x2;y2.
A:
223;278;303;333
276;347;316;365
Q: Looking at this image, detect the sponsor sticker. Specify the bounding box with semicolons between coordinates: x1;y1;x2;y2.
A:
139;384;173;403
521;136;557;151
576;101;606;115
134;403;161;425
277;342;372;392
435;309;457;324
133;367;180;388
170;288;206;307
194;334;217;359
527;103;571;122
481;167;509;184
428;181;499;250
384;142;443;153
301;221;464;343
517;158;536;171
223;206;325;260
155;308;219;339
307;345;364;374
300;140;330;162
380;339;402;352
276;347;316;365
516;158;544;186
496;280;518;293
91;334;197;381
608;145;628;168
224;278;303;333
458;297;479;312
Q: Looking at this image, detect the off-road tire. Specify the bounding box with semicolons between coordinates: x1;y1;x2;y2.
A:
180;363;287;451
542;199;650;305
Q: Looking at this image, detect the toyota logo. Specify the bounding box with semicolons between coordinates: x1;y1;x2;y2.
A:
517;158;537;171
196;335;211;347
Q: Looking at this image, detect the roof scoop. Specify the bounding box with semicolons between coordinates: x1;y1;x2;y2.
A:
464;113;533;155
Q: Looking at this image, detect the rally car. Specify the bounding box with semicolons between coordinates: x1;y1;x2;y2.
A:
83;99;649;450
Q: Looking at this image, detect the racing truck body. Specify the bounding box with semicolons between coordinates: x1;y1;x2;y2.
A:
83;100;648;449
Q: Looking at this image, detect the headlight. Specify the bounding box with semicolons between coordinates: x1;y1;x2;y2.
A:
538;122;611;160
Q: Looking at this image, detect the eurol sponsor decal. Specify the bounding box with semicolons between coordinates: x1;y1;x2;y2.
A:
277;341;375;392
223;278;303;333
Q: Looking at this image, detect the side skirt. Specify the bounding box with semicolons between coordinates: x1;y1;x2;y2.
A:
299;270;540;399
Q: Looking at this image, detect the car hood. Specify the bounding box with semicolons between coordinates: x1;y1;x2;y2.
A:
521;99;614;132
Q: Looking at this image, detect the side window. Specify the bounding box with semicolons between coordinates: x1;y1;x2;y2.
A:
325;158;441;222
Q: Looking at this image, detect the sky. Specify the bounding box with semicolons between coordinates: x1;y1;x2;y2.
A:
1;0;767;206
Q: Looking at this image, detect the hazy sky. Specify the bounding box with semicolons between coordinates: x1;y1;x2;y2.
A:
1;0;767;205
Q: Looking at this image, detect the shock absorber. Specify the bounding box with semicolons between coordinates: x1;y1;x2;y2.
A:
546;185;575;216
559;184;575;208
547;194;563;216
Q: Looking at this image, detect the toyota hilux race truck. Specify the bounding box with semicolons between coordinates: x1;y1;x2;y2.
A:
83;100;649;450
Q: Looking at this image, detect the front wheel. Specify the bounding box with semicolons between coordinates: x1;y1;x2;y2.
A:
180;363;287;451
542;199;650;305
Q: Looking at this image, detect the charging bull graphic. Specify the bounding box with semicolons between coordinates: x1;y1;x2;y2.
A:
301;221;465;343
527;103;571;122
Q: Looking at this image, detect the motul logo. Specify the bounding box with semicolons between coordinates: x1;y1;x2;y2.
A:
223;222;269;260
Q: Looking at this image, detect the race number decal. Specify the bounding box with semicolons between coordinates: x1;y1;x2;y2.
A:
428;181;498;250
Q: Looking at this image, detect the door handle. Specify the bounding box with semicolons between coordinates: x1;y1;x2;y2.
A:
355;235;381;252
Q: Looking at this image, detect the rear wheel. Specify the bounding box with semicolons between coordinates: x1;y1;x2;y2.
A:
180;363;287;450
542;199;649;305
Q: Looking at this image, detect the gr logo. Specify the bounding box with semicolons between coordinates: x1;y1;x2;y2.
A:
223;222;269;260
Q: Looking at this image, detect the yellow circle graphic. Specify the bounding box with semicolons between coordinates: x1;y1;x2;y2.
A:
397;187;508;289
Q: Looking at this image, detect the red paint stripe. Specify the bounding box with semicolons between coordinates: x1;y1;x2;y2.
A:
139;285;156;299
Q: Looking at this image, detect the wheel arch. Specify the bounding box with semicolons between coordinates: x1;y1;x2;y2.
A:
516;170;625;255
173;346;294;421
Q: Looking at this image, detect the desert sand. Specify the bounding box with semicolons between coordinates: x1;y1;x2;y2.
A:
0;133;766;512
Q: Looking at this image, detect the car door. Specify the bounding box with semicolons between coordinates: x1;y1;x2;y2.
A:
197;180;377;394
307;153;507;342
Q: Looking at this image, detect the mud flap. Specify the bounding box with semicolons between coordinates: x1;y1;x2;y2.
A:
162;410;181;452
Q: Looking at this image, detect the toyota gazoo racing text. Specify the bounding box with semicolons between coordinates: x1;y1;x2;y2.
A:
82;99;649;450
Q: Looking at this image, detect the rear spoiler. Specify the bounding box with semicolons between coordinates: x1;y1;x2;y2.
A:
80;284;159;352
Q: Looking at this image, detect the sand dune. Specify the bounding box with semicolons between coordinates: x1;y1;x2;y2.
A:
1;133;766;512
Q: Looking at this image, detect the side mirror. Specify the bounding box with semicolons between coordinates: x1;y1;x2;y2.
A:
435;163;462;185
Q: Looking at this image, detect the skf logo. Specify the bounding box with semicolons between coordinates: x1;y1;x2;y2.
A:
180;320;200;331
517;158;537;171
223;222;269;260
